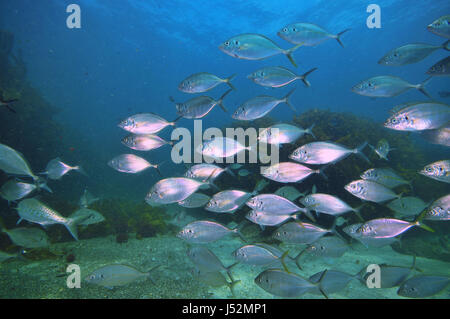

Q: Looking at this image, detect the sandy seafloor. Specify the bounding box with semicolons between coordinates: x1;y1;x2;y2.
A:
0;209;449;299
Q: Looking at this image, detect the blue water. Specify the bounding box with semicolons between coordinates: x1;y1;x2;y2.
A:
0;0;449;298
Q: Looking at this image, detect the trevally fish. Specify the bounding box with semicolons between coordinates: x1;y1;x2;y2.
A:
345;179;400;203
85;264;159;289
360;168;411;189
219;33;302;67
0;143;39;181
352;76;432;98
121;134;173;151
300;193;360;217
369;139;395;160
178;72;236;93
118;113;175;135
426;56;450;76
246;209;300;227
301;236;348;259
277;22;350;47
421;125;450;147
246;194;307;215
184;163;231;182
173;89;231;119
43;158;85;180
70;208;105;226
424;194;450;221
0;97;18;113
198;137;252;159
190;268;240;296
0;179;51;202
273;222;332;244
177;220;245;244
17;198;84;241
187;246;237;281
259;123;315;145
0;226;49;248
378;41;450;66
308;270;357;296
387;197;428;218
419;160;450;183
146;177;207;205
79;189;99;208
261;162;327;183
178;193;210;208
254;268;328;298
290;141;370;165
427;15;450;38
232;243;289;269
356;218;433;239
247;66;317;88
108;154;159;174
398;275;450;298
359;256;418;288
274;186;305;201
232;89;297;121
343;223;399;248
206;190;255;214
384;101;450;131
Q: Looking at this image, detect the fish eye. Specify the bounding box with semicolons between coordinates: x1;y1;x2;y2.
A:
426;167;433;172
293;27;297;32
283;27;288;32
89;275;95;280
235;40;239;45
224;41;230;46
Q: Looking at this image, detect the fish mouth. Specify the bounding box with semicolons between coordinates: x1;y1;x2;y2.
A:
426;24;433;31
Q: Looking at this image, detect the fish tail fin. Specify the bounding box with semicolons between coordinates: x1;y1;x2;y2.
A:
283;88;297;113
145;264;161;284
64;218;80;241
443;39;450;51
303;208;317;222
225;166;237;178
300;67;318;87
74;166;88;177
233;227;248;243
279;250;290;272
3;103;17;113
305;123;316;139
224;74;237;90
354;142;371;164
253;178;270;194
217;89;232;113
414;211;435;233
417;77;432;98
171;116;182;124
353;204;365;221
225;261;239;282
36;179;53;194
293;249;307;271
284;43;303;67
316;269;330;299
316;165;329;181
228;279;241;297
335;28;350;47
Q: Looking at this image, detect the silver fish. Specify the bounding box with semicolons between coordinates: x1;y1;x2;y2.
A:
44;158;84;180
190;268;240;295
360;168;411;189
246;194;307;215
184;163;229;182
424;194;450;221
246;210;299;227
387;197;428;218
232;243;287;268
427;56;450;76
179;72;236;93
0;143;38;181
369;139;394;160
303;236;348;259
248;66;317;88
273;222;331;244
232;89;296;121
219;33;302;67
342;223;399;248
176;220;245;244
308;270;356;296
254;268;327;298
187;246;236;281
398;275;450;298
174;89;231;119
108;154;158;174
274;186;305;201
0;179;50;202
118;113;175;135
259;123;315;144
199;137;251;159
17;198;82;241
146;177;206;205
378;41;450;66
356;218;432;239
421;125;450;147
261;162;326;183
278;23;350;47
178;193;210;208
427;15;450;38
384;101;450;131
206;190;253;214
345;179;400;203
85;264;159;289
300;193;359;217
352;76;432;98
290;141;369;165
70;208;105;226
0;226;49;248
121;134;172;151
419;160;450;183
79;189;99;208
